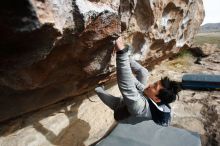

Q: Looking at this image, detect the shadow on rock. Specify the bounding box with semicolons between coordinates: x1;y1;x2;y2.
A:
0;96;91;146
32;101;91;146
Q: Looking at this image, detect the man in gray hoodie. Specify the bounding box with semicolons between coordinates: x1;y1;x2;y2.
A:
95;36;180;126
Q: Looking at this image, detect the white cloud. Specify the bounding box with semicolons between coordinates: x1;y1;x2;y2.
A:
202;0;220;24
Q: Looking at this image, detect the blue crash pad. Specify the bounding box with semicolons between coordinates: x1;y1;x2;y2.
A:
95;117;201;146
182;74;220;90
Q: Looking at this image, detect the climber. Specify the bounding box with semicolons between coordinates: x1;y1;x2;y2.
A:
95;36;181;126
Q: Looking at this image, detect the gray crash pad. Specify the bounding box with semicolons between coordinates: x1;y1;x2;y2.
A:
95;117;201;146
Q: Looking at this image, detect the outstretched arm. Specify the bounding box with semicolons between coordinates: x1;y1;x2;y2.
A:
115;37;145;115
130;58;149;86
130;57;149;92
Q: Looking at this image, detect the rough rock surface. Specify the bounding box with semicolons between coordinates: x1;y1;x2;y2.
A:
0;0;204;122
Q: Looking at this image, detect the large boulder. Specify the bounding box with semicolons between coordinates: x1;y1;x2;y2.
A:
0;0;204;122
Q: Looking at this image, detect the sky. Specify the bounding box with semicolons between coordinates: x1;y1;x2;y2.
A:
202;0;220;25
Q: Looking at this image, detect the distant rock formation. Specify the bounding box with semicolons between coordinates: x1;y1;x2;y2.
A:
0;0;204;122
199;23;220;33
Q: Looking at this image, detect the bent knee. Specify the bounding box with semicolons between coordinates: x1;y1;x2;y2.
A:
95;86;104;93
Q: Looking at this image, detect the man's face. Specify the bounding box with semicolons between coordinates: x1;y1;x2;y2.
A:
144;80;164;103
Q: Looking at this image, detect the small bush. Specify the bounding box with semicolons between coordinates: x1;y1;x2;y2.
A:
176;49;193;58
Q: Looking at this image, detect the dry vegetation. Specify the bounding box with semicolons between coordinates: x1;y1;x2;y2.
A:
193;31;220;48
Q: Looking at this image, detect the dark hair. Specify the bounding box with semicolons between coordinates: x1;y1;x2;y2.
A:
156;77;181;105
